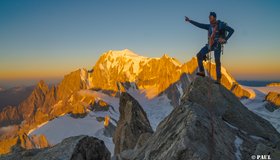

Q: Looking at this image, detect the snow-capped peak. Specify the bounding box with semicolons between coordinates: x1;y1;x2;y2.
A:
89;49;187;95
105;49;145;59
161;53;181;67
96;49;151;77
98;49;182;71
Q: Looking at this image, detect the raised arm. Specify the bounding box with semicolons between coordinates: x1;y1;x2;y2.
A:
185;16;209;30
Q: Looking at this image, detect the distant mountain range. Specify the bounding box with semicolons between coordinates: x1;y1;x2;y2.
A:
0;86;35;110
238;80;280;87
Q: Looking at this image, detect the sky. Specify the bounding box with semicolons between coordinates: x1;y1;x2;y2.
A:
0;0;280;88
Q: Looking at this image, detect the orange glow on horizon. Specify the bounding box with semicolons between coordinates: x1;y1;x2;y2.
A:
1;53;279;81
0;69;77;80
1;66;279;81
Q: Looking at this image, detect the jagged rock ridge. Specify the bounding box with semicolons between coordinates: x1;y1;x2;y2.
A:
113;92;153;156
115;77;280;160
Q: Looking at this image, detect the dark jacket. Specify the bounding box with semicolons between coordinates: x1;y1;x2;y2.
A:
189;19;234;42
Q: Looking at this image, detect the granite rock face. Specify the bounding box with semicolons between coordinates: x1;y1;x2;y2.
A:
113;92;153;155
182;77;280;142
126;77;280;160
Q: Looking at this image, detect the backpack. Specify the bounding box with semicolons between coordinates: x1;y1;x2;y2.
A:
217;20;227;54
217;20;227;40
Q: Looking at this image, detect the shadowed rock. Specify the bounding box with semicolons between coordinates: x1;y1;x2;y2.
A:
181;76;280;142
104;122;116;138
0;136;111;160
113;92;153;155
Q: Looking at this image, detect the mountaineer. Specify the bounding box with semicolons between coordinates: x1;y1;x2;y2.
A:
185;12;234;84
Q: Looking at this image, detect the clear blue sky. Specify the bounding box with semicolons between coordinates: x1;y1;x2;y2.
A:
0;0;280;88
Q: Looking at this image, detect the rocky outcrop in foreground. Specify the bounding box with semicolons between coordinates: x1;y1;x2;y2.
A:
182;77;280;142
0;136;111;160
113;92;153;156
117;77;280;160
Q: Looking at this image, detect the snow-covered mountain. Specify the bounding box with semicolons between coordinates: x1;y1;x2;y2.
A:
88;49;250;98
27;86;173;154
88;49;186;98
241;85;280;133
0;49;269;155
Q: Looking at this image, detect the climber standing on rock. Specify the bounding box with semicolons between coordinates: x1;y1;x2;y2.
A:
185;12;234;84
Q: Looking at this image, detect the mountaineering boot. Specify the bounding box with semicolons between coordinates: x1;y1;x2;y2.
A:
196;72;205;77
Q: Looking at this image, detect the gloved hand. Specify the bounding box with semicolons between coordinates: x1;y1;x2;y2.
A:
185;16;190;22
218;38;226;44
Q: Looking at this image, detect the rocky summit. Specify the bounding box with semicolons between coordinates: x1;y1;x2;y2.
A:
182;77;280;142
116;77;280;160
